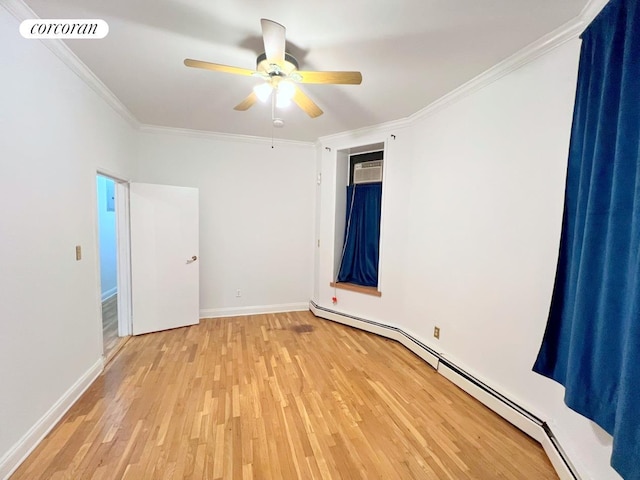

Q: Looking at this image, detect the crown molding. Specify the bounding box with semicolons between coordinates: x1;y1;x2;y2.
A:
580;0;610;24
3;0;610;144
2;0;140;129
408;0;609;125
1;0;33;21
138;124;315;148
320;1;609;145
410;20;584;125
318;117;411;145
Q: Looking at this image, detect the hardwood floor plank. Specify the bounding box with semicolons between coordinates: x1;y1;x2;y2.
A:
11;311;557;479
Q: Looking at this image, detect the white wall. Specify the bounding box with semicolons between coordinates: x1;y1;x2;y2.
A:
0;1;619;478
135;131;316;317
314;39;621;480
0;4;315;471
0;6;136;474
403;39;619;480
316;126;414;323
96;176;118;299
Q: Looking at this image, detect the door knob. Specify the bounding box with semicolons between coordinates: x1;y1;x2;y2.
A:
186;255;198;264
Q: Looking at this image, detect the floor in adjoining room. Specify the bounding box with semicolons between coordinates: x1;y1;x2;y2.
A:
102;294;124;361
12;310;558;479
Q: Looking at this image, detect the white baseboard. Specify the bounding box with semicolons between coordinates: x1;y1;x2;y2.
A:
437;362;577;480
309;302;439;369
437;362;543;441
200;302;309;319
1;305;579;480
0;358;104;480
541;431;580;480
309;300;579;480
101;287;117;302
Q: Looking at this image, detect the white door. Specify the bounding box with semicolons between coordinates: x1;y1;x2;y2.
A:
130;182;199;335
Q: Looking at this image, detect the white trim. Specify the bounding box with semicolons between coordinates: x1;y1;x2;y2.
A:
320;0;609;145
437;363;578;480
138;124;315;148
96;168;130;184
309;302;439;369
331;16;574;144
200;302;309;319
94;173;133;340
2;0;611;147
309;301;580;480
2;0;610;146
408;0;608;126
0;359;104;480
376;139;389;293
115;181;133;337
318;118;412;145
580;0;610;25
541;434;580;480
320;19;584;147
2;0;139;129
437;362;543;441
101;286;117;302
408;19;584;125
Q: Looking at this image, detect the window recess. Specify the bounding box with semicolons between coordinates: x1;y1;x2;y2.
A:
332;145;384;293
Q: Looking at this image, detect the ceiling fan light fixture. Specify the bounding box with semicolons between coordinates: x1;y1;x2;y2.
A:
276;93;292;109
253;82;273;102
184;19;361;118
276;80;295;108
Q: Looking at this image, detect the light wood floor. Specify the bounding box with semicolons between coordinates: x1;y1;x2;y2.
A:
102;294;120;359
12;311;557;479
102;294;128;362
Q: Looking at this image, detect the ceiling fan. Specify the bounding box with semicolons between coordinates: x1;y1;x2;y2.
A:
184;19;362;120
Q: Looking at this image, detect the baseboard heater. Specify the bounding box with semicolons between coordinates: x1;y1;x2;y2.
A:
309;300;579;480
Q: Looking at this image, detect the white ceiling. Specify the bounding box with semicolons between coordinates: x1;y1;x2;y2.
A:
23;0;589;142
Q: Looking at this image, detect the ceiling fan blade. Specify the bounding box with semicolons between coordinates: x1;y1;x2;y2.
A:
292;86;323;118
234;91;259;111
184;59;255;76
261;19;285;64
296;70;362;85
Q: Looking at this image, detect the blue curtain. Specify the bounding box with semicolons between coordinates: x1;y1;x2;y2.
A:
532;0;640;478
337;183;382;287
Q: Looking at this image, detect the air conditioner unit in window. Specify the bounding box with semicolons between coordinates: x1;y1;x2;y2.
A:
353;160;383;184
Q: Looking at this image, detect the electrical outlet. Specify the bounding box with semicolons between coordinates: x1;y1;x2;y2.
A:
236;289;241;298
433;326;440;339
75;245;82;261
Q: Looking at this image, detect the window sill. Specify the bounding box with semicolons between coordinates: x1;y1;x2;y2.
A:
330;282;382;297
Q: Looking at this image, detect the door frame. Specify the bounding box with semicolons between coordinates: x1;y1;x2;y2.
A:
115;180;133;336
96;170;133;346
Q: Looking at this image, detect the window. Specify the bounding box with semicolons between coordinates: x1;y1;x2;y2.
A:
332;146;384;295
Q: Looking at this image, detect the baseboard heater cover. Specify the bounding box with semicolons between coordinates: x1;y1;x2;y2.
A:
308;300;579;480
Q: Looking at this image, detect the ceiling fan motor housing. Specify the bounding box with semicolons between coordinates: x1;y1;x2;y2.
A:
184;19;361;118
256;52;299;76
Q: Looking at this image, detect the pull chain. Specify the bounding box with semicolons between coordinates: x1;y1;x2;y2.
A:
271;91;275;149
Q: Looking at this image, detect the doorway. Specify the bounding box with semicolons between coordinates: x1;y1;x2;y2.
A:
96;173;131;361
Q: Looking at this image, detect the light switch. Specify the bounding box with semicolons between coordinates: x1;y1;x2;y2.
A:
75;245;82;261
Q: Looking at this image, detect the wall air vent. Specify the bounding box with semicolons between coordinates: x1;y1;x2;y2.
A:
353;160;383;184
